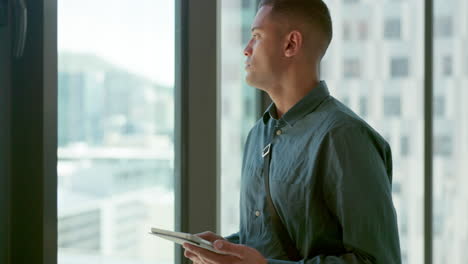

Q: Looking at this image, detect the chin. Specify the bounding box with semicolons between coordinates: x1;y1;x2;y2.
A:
245;75;256;87
246;75;267;91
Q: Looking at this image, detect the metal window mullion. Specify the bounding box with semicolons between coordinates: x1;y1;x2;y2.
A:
10;0;57;264
175;0;220;263
43;0;58;262
424;0;434;263
0;0;12;261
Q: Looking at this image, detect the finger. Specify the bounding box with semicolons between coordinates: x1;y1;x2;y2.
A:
185;248;208;264
192;256;205;264
196;231;224;242
186;249;212;264
185;249;197;258
184;242;239;264
184;249;203;264
212;240;246;259
184;243;228;264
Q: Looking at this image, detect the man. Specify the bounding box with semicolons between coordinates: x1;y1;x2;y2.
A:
183;0;401;263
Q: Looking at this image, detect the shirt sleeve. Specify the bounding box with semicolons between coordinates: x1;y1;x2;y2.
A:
267;124;401;264
224;232;240;244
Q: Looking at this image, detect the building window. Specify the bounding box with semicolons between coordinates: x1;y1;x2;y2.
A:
384;18;401;39
391;57;409;78
442;56;453;76
384;96;401;117
434;135;453;157
435;16;453;38
434;96;445;118
358;21;369;40
343;58;361;78
343;21;352;40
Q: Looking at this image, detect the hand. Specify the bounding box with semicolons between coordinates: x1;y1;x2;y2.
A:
183;239;267;264
184;231;226;264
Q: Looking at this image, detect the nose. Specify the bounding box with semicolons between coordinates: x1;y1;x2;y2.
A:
243;41;252;57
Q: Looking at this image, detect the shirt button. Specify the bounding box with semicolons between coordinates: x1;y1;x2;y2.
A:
276;129;282;136
255;210;261;217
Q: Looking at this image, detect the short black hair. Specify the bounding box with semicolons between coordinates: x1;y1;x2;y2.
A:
258;0;333;47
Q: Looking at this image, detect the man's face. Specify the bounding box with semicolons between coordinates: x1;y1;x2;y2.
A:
244;6;285;90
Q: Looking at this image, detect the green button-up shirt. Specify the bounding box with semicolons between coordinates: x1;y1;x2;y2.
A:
225;81;401;264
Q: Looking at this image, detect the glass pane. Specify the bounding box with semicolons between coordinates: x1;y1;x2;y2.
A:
433;0;468;262
322;1;424;263
220;0;259;236
57;1;175;263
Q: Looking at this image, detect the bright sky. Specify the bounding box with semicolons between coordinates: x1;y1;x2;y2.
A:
58;0;175;86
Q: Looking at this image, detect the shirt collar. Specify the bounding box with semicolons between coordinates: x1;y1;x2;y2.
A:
262;81;330;126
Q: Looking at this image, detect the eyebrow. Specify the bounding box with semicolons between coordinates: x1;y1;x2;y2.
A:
251;26;262;32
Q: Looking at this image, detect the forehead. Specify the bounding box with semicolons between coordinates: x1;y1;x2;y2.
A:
251;5;275;31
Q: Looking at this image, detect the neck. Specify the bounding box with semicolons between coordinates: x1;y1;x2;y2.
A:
267;68;320;119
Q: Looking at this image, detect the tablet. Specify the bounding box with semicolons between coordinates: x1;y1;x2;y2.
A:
149;227;229;255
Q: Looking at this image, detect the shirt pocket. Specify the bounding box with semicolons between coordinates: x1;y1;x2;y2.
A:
268;179;307;251
270;154;309;185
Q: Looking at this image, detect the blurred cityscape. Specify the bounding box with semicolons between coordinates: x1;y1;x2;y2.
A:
57;53;175;264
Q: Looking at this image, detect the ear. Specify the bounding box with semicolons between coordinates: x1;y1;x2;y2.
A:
284;30;303;57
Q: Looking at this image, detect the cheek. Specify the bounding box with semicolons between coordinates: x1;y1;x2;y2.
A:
251;43;270;64
255;40;279;59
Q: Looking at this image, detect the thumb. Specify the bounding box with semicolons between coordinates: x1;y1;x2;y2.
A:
196;231;224;243
213;240;245;258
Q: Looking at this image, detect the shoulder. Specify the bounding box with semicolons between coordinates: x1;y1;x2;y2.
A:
317;97;387;145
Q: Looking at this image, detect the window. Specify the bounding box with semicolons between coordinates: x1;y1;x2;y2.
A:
435;16;453;38
442;56;453;76
434;135;453;157
358;21;369;40
58;1;175;263
5;0;465;263
434;5;467;264
343;21;352;40
384;18;401;39
343;58;361;78
391;57;409;78
384;96;401;117
220;0;259;237
322;2;424;263
433;96;445;118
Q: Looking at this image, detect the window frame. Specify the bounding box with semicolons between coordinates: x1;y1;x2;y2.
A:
175;0;220;263
6;0;58;263
0;0;12;261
